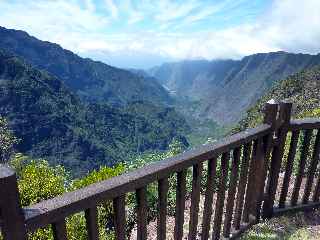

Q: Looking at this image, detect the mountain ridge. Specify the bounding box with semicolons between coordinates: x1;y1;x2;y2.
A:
0;26;172;106
148;51;320;125
0;49;189;176
237;65;320;130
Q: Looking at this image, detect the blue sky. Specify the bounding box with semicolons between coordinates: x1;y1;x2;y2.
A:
0;0;320;68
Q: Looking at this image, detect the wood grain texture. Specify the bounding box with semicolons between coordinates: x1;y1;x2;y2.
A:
212;152;230;240
136;187;147;240
223;147;241;237
157;178;169;240
0;166;27;240
174;170;187;240
291;129;313;206
188;163;203;240
303;130;320;203
233;143;252;230
113;196;126;240
85;207;99;240
201;158;217;240
279;130;300;208
52;220;67;240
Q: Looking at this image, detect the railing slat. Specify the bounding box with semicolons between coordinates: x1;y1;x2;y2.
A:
52;220;68;240
113;195;126;240
313;174;320;202
242;141;257;223
291;129;313;206
136;187;148;240
279;130;300;208
188;163;203;240
223;147;241;238
174;170;187;240
255;134;274;221
212;152;230;240
233;142;252;230
157;178;169;240
85;207;99;240
303;130;320;203
201;157;217;240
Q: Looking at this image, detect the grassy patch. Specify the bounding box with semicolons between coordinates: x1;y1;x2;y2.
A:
241;210;320;240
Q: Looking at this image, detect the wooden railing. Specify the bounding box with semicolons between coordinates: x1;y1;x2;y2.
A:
1;101;320;240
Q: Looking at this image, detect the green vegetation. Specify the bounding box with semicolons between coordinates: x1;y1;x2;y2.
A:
0;49;190;176
186;119;229;146
0;138;187;240
241;211;320;240
149;52;320;125
0;116;18;162
0;113;188;239
0;26;172;106
237;65;320;130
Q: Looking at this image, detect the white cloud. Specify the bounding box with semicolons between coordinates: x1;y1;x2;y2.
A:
83;0;96;12
122;0;144;25
0;0;319;68
153;0;200;23
104;0;119;19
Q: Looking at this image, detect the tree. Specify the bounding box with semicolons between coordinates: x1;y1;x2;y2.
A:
0;116;18;163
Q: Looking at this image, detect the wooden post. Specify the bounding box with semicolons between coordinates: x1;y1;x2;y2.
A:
253;101;278;220
262;101;292;219
0;165;27;240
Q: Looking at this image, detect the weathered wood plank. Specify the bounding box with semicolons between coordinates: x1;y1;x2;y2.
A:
263;102;292;218
289;118;320;131
0;166;27;240
303;130;320;203
174;170;187;240
157;178;169;240
291;129;313;206
233;143;252;230
113;196;126;240
223;147;241;238
242;141;257;223
201;158;217;240
212;152;230;240
256;133;274;221
85;207;99;240
273;201;320;216
188;163;203;240
136;187;147;240
279;130;300;208
52;220;68;240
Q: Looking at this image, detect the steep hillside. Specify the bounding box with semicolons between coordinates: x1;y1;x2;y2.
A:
0;50;189;176
149;52;320;125
0;26;172;106
237;65;320;130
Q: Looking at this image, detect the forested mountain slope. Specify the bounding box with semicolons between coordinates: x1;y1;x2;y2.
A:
149;52;320;125
0;26;172;106
237;65;320;130
0;50;189;176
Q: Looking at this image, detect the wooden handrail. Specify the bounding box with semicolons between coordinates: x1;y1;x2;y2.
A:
24;123;272;232
2;101;320;240
289;118;320;130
